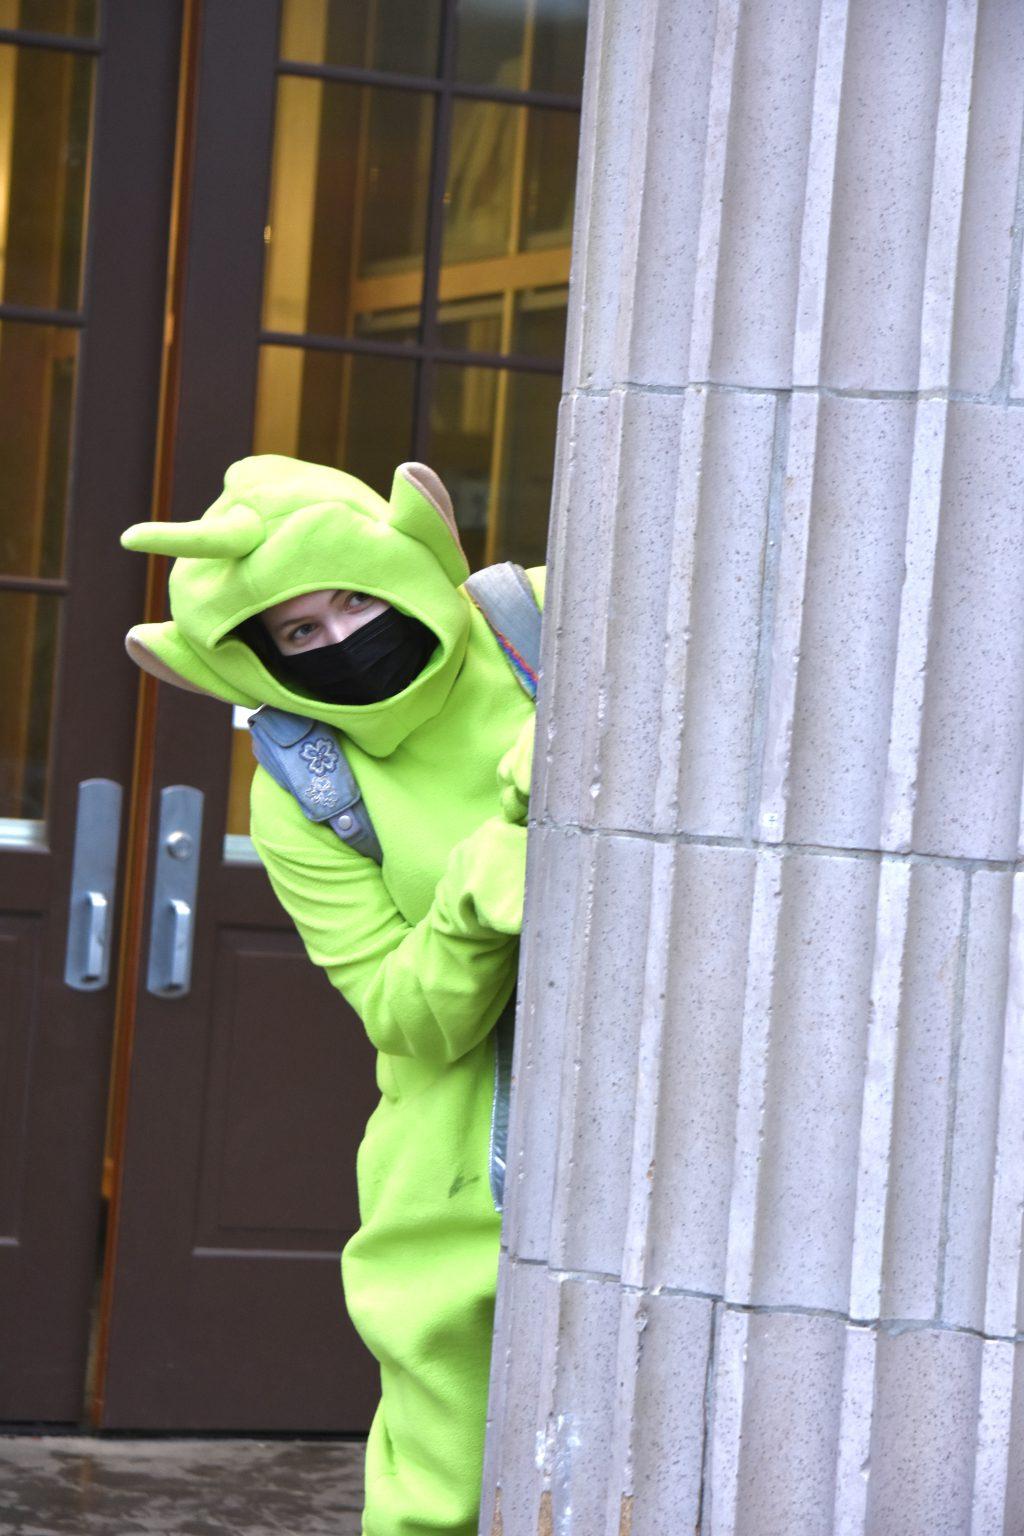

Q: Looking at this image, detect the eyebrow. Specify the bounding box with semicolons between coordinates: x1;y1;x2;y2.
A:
272;590;347;637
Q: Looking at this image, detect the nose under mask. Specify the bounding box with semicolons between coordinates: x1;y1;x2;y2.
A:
243;607;438;706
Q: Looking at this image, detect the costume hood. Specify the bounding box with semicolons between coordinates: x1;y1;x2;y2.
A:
121;455;471;756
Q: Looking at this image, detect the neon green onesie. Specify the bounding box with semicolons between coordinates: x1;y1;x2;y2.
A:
121;454;540;1536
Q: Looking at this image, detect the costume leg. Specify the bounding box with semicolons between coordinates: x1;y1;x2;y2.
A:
344;1044;502;1535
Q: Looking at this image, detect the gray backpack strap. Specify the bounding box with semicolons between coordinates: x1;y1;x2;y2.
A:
247;706;383;864
464;562;542;700
464;564;539;1211
488;989;517;1213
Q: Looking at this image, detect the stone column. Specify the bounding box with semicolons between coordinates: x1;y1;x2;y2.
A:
481;2;1024;1532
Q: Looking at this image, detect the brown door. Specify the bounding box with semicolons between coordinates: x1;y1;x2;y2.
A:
95;0;380;1432
91;0;582;1432
0;3;181;1422
2;0;580;1434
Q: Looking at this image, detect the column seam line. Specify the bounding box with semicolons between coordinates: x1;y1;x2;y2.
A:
997;83;1024;401
935;870;974;1311
502;1254;1024;1344
563;379;1024;406
743;393;790;839
532;818;1024;874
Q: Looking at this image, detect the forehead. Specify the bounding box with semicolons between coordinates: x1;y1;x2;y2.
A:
261;589;338;626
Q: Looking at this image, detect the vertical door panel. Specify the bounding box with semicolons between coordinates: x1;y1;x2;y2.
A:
99;0;380;1431
0;1;180;1422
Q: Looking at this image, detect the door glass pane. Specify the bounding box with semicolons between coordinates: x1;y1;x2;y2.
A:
0;0;98;36
520;104;577;249
254;345;417;500
280;0;442;78
455;0;587;96
225;707;259;861
262;76;434;340
0;321;78;578
511;284;567;358
429;363;559;570
444;99;518;265
0;43;94;310
437;296;502;355
438;288;567;360
0;591;60;827
440;100;574;356
444;100;575;262
496;368;559;566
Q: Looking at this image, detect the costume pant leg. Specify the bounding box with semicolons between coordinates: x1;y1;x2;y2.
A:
343;1041;501;1536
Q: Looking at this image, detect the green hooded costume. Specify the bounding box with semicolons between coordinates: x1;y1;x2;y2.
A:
121;454;540;1536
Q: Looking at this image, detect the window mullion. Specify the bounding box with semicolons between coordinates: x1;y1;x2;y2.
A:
411;0;459;460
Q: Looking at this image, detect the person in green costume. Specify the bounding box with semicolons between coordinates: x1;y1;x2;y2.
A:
120;453;539;1536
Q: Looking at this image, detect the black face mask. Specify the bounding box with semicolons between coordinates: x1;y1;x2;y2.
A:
266;607;438;706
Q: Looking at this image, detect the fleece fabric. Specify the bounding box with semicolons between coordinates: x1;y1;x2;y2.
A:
120;455;540;1536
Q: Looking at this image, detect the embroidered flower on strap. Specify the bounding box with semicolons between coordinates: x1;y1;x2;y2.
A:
305;775;336;808
300;737;339;776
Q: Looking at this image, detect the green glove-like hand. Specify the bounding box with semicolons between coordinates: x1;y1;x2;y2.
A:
497;714;535;826
443;815;527;935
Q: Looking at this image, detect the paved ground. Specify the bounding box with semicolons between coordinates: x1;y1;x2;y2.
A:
0;1435;365;1535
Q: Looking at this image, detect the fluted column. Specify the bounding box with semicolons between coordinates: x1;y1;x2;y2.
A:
480;2;1024;1532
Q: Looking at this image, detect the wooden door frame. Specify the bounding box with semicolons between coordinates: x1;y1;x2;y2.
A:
90;0;288;1429
0;1;182;1424
86;0;202;1428
92;0;385;1434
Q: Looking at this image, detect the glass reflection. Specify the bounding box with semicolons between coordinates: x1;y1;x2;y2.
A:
0;44;93;310
455;0;587;96
0;321;77;578
0;0;99;36
226;709;256;843
437;297;503;356
263;76;433;339
0;591;60;821
444;100;575;263
441;100;573;358
497;368;559;566
280;0;442;78
255;344;416;500
430;364;558;570
512;286;567;359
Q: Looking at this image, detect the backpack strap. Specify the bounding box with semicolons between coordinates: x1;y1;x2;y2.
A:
247;706;383;865
463;562;542;701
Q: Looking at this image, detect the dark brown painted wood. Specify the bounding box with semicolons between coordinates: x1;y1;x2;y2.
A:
99;0;380;1432
89;0;203;1430
0;1;181;1423
99;0;580;1432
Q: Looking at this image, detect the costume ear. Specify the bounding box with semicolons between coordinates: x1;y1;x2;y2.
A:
121;504;264;559
124;622;253;705
387;462;470;584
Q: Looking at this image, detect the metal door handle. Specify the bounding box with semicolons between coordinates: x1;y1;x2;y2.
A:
83;891;109;982
167;898;192;992
64;780;123;991
146;786;204;998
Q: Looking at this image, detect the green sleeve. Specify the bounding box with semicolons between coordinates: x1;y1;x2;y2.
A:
250;771;525;1063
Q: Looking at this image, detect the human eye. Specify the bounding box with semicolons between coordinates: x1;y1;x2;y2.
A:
344;591;375;611
287;621;318;643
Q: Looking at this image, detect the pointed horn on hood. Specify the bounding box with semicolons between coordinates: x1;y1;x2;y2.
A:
387;462;469;585
125;622;260;705
121;504;265;560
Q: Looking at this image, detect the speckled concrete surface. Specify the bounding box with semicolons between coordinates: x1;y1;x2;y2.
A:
0;1435;365;1535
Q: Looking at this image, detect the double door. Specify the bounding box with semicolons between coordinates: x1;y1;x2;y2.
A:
0;0;378;1431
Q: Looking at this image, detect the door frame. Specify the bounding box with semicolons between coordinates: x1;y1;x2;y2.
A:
0;0;182;1424
90;0;382;1431
86;0;202;1425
